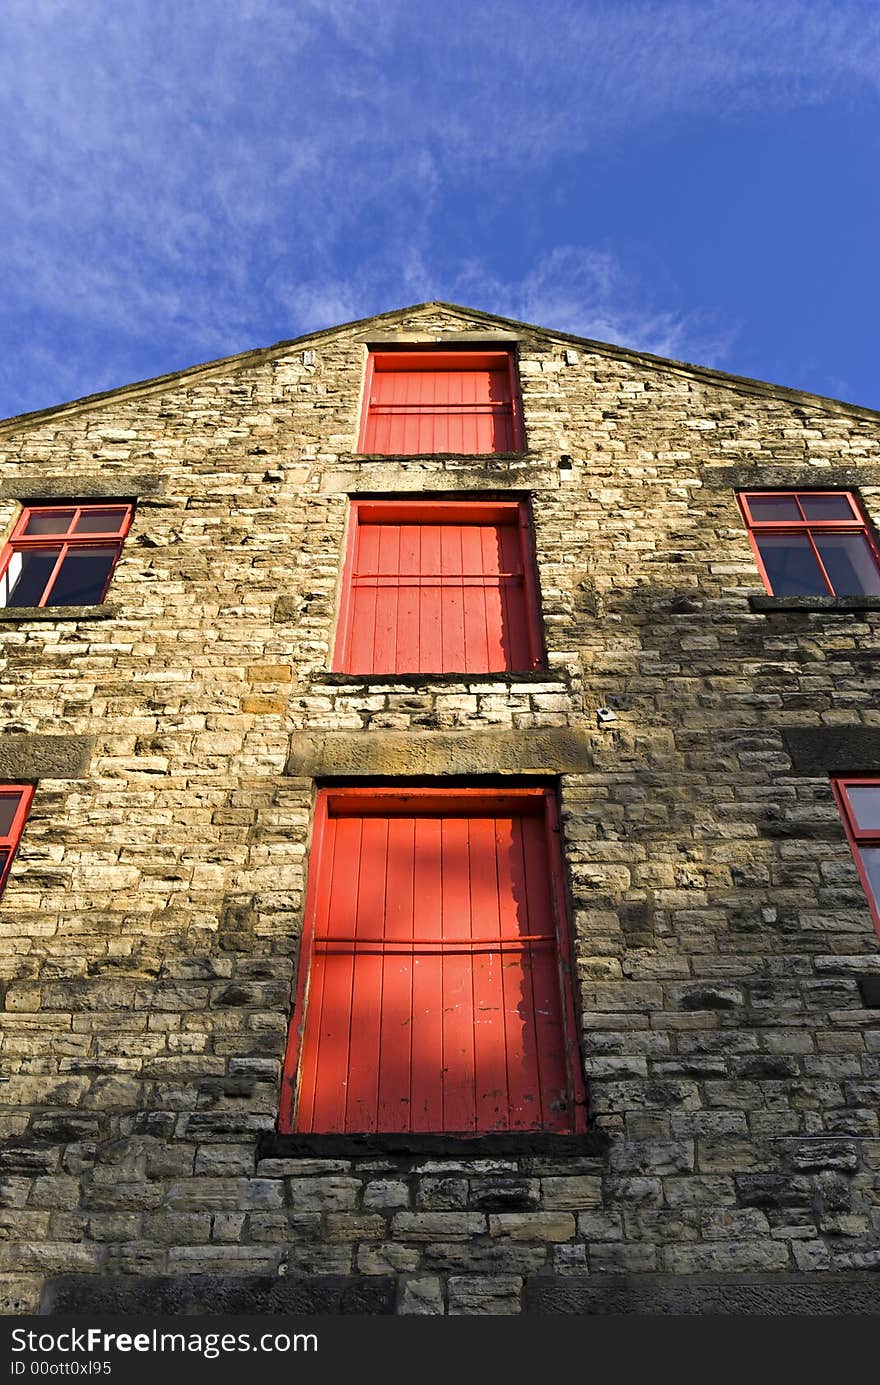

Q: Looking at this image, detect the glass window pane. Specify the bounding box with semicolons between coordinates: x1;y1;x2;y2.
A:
813;533;880;596
0;793;22;837
22;509;76;536
2;549;61;606
73;508;128;535
845;785;880;832
0;552;22;607
798;493;856;521
858;847;880;914
45;548;117;606
745;494;801;522
754;533;827;595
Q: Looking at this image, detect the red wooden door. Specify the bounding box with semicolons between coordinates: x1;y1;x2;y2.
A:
281;788;586;1135
335;501;543;674
360;352;521;454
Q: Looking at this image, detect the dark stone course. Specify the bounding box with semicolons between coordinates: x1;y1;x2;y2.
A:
257;1131;609;1159
523;1273;880;1315
468;1179;542;1211
40;1274;396;1316
701;466;880;490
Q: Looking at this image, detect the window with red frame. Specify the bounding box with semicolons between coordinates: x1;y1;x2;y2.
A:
280;787;586;1136
334;500;545;674
0;786;34;898
738;491;880;597
0;505;133;609
832;778;880;937
359;350;523;454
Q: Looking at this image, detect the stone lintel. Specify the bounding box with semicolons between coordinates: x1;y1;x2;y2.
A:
782;728;880;776
0;735;95;779
524;1272;880;1315
701;465;880;491
0;474;163;501
41;1273;395;1316
285;729;592;778
749;595;880;614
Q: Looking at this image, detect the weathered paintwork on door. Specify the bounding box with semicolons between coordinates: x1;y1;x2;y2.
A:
280;788;587;1135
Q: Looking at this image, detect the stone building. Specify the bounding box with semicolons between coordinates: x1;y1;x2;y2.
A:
0;302;879;1317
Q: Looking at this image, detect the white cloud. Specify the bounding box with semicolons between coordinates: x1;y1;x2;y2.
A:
277;244;738;370
0;0;876;411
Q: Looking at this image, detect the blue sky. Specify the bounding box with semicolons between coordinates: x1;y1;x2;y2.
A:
2;0;879;418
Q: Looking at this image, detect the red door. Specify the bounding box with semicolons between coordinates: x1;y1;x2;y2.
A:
359;351;522;454
281;788;586;1136
334;501;544;674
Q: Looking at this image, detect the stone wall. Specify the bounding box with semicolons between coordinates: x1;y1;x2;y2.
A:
0;303;878;1315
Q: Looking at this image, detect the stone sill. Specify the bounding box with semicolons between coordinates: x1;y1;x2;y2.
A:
748;594;880;614
524;1272;880;1316
0;604;117;622
310;670;564;688
43;1273;395;1316
257;1130;608;1159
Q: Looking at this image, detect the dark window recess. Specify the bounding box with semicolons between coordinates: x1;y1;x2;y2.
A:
0;504;133;609
739;491;880;597
0;786;34;898
832;778;880;938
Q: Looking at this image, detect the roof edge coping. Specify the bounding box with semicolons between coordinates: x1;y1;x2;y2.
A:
3;300;880;436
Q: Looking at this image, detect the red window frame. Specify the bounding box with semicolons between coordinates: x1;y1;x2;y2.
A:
358;349;524;454
832;777;880;937
737;490;880;596
279;786;587;1136
0;786;34;898
333;499;546;674
0;503;134;608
